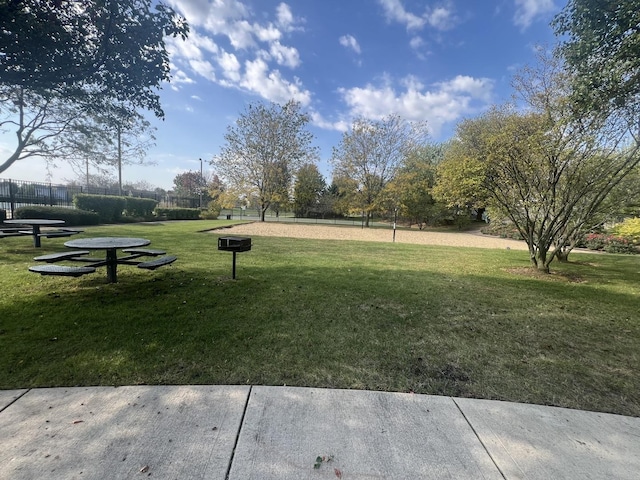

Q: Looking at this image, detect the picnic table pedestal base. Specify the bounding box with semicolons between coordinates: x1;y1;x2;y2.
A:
106;249;118;283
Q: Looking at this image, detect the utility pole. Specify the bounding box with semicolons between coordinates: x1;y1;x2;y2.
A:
199;158;203;209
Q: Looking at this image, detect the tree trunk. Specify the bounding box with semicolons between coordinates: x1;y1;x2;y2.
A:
529;246;551;273
555;249;571;262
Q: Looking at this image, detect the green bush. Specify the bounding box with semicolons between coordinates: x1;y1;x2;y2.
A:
611;217;640;244
0;209;5;222
14;206;99;226
200;203;221;220
154;207;201;220
73;194;126;223
124;197;158;218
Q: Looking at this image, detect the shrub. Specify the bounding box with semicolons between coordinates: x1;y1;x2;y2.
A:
584;233;637;254
0;209;5;222
124;197;158;218
154;207;201;220
584;233;607;250
14;206;99;226
481;222;524;240
73;194;126;223
200;202;221;220
611;217;640;244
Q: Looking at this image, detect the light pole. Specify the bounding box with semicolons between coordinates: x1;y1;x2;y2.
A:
393;207;398;243
199;158;203;209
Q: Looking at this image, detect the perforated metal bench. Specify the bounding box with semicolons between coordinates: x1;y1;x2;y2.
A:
33;251;91;262
0;231;23;238
29;265;96;277
40;229;83;238
137;255;177;270
122;248;167;256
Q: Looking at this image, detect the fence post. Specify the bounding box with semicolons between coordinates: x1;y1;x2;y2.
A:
9;179;15;218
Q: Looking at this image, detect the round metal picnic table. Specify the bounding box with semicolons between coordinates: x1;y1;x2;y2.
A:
65;237;151;283
4;218;65;247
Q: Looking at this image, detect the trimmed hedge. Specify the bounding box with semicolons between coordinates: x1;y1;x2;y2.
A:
73;194;126;223
154;207;201;220
124;197;158;218
14;206;99;226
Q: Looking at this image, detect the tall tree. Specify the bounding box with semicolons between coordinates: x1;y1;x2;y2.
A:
0;0;188;174
212;100;319;221
553;0;640;115
173;170;207;198
293;164;326;217
450;54;639;272
386;143;446;229
330;115;429;227
68;108;156;194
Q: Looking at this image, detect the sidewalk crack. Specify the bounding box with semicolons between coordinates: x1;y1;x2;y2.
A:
225;385;252;480
452;397;507;479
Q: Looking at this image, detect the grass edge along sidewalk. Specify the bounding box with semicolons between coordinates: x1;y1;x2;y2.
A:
0;220;638;417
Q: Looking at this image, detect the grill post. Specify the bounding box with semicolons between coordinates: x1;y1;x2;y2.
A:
218;236;251;279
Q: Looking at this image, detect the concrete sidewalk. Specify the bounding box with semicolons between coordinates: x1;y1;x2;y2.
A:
1;386;638;479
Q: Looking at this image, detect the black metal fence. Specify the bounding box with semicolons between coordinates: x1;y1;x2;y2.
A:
0;178;200;219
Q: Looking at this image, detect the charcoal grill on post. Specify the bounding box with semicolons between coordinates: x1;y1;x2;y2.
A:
218;236;251;279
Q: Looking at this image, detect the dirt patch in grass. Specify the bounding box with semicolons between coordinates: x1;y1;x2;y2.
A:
505;267;586;283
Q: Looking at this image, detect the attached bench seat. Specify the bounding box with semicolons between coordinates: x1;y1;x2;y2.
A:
29;265;96;277
0;227;25;233
122;248;166;256
0;231;24;238
40;228;84;238
40;230;82;238
137;255;177;270
34;251;91;262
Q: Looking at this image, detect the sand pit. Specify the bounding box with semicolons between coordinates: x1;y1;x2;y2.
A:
217;222;530;251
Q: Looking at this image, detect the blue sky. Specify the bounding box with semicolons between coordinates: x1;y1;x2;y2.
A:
3;0;564;190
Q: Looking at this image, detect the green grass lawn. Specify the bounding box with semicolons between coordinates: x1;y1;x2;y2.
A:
1;220;639;416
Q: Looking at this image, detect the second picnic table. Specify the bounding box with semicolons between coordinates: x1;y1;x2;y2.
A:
3;218;66;247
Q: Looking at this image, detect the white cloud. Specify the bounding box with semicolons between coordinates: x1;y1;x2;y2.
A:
513;0;556;29
167;0;307;106
169;0;248;30
226;19;257;49
169;64;195;86
310;111;351;132
437;75;494;102
378;0;457;31
427;6;455;30
339;35;361;54
218;51;242;82
409;36;424;49
189;59;216;81
269;41;301;68
276;3;294;30
378;0;426;30
241;59;311;106
337;74;494;137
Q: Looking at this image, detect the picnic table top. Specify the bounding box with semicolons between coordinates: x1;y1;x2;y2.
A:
4;219;65;226
65;237;150;250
